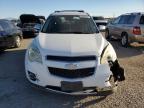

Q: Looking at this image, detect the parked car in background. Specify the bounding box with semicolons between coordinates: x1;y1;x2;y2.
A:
33;16;46;34
6;18;19;26
33;23;42;36
93;16;108;31
106;12;144;47
25;10;125;95
0;19;23;51
20;14;42;37
37;15;46;23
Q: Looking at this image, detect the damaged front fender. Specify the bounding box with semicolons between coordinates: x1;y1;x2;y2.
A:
109;60;125;82
100;42;125;83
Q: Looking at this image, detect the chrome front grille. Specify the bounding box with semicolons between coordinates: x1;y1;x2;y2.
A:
47;55;96;78
46;55;96;62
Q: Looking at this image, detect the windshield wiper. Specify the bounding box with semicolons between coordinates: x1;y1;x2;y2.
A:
64;32;91;34
42;31;94;34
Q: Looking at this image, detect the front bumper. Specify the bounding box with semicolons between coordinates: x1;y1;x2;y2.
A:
25;56;114;95
30;81;117;96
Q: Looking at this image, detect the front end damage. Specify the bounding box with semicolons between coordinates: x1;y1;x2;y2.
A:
25;56;125;96
25;37;125;95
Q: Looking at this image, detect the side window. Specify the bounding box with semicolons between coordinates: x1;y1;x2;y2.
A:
140;15;144;24
113;16;121;24
119;15;135;24
119;15;128;24
127;15;135;24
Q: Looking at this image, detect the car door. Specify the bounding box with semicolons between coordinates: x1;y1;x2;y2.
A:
108;16;121;39
113;15;131;39
114;15;127;39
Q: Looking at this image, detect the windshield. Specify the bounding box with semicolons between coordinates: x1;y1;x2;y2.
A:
0;25;3;31
42;15;99;34
0;20;10;30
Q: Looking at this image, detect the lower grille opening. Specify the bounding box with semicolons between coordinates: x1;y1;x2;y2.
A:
45;85;97;93
48;67;95;78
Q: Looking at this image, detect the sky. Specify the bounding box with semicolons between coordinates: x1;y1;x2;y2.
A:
0;0;144;19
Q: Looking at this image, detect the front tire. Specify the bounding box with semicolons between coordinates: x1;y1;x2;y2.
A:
121;34;129;47
14;36;21;48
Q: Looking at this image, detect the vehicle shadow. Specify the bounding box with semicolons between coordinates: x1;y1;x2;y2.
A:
108;40;143;59
0;49;109;108
30;88;108;108
0;49;26;79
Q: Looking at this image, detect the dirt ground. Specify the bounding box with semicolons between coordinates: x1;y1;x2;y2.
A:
0;34;144;108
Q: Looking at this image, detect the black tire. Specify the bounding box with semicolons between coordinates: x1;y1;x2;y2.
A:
105;29;111;40
14;36;21;48
121;33;129;47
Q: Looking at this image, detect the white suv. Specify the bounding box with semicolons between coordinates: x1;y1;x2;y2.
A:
25;10;125;95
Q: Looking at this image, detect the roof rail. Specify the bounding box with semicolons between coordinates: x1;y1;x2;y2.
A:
125;12;142;15
55;10;85;13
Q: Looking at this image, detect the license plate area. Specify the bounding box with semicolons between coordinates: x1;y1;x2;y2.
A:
61;81;83;92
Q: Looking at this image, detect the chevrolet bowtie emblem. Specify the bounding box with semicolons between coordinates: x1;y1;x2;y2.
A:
65;63;78;70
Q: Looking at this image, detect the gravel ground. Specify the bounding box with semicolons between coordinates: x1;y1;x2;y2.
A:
0;35;144;108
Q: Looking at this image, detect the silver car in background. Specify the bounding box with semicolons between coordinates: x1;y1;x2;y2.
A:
106;12;144;47
93;16;108;31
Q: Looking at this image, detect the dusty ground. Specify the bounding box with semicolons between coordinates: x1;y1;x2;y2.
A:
0;34;144;108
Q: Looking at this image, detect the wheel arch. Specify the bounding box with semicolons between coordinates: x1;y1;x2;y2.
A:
121;31;128;37
17;34;23;40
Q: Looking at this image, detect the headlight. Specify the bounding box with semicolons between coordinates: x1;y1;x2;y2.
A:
28;41;42;63
100;43;117;64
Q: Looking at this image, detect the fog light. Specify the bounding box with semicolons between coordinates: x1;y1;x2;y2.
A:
28;71;37;81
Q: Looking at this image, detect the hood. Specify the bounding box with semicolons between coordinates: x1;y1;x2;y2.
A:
37;33;108;57
20;14;40;24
